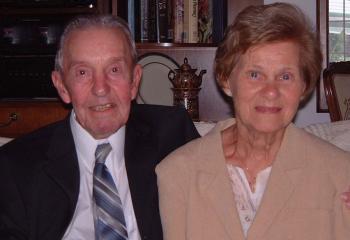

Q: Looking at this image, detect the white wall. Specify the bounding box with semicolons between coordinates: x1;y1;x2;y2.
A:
264;0;331;127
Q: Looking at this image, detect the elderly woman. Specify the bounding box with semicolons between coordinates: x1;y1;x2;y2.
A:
156;3;350;240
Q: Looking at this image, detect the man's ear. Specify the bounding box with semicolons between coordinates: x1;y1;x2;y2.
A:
51;70;71;104
131;64;142;100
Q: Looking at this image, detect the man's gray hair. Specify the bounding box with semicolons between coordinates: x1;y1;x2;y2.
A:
54;14;137;72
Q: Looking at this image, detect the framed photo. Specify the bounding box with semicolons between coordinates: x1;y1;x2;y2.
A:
317;0;329;112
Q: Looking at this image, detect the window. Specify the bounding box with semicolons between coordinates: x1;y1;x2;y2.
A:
328;0;350;62
317;0;349;111
318;0;350;111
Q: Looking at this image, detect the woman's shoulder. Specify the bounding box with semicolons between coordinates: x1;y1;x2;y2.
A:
157;119;234;172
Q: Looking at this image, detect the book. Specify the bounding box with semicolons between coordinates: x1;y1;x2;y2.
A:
183;0;198;43
157;0;167;42
140;0;149;42
117;0;140;42
156;0;173;42
173;0;184;43
147;0;158;42
198;0;212;43
166;0;174;42
212;0;226;43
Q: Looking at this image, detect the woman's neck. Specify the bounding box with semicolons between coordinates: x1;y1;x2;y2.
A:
222;122;286;175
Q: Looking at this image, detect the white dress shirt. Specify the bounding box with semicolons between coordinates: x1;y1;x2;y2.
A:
62;112;141;240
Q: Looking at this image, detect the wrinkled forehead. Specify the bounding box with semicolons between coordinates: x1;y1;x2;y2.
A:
62;27;133;67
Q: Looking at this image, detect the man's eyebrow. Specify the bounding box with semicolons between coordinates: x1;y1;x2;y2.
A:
108;56;128;63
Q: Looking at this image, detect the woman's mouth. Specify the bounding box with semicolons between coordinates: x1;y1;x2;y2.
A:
255;106;282;113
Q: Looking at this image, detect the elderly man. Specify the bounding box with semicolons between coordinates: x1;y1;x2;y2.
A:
0;15;199;240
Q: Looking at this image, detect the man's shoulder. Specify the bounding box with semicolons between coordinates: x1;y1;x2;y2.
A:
1;118;69;154
130;104;190;123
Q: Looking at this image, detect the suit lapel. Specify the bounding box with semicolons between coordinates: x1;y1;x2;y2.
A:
248;125;306;239
124;116;159;238
43;117;80;216
199;129;246;239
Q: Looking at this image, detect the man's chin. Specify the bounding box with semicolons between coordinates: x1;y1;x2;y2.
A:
90;123;124;139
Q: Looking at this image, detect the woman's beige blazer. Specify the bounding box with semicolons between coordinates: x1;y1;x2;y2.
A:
156;119;350;240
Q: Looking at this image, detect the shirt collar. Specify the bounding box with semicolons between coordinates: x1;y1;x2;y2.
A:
70;111;126;170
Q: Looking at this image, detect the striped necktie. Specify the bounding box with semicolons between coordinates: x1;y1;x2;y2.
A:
93;143;128;240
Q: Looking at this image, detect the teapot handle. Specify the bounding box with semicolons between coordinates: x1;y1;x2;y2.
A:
168;69;175;81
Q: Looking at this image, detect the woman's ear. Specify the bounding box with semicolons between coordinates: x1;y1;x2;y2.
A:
220;77;233;97
51;70;71;104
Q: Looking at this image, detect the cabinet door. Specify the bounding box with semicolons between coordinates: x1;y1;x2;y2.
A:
0;101;70;138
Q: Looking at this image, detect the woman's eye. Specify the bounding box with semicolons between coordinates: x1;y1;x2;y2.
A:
249;71;259;79
79;70;86;75
281;73;291;81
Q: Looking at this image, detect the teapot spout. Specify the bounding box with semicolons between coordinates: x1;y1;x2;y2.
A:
199;69;207;78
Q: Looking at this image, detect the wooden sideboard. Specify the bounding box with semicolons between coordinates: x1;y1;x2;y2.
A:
0;101;70;138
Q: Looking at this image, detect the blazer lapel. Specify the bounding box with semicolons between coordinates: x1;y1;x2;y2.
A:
43;117;80;216
124;117;159;239
248;125;306;239
199;130;246;239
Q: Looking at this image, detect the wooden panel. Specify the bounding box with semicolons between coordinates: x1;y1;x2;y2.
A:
0;101;70;138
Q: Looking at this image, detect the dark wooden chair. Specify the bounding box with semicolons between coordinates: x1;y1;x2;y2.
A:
323;61;350;121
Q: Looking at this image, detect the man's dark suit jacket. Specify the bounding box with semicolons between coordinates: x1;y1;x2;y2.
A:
0;104;200;240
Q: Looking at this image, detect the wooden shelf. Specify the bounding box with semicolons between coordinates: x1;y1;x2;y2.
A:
0;0;110;16
136;43;217;49
0;7;98;16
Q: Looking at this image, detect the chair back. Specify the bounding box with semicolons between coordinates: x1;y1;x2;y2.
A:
323;61;350;121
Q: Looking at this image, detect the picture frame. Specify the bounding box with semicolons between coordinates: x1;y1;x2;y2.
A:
317;0;329;112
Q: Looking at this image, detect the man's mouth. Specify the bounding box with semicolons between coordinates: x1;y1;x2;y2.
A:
91;103;114;111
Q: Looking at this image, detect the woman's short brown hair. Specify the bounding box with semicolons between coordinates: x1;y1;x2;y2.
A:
214;2;323;98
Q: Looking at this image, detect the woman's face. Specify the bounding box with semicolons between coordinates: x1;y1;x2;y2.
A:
224;41;305;134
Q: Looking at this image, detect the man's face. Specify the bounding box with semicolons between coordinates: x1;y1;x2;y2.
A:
52;27;141;139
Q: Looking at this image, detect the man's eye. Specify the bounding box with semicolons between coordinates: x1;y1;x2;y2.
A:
111;67;119;73
79;70;86;75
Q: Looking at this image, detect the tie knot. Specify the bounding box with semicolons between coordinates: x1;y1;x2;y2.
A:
95;143;112;164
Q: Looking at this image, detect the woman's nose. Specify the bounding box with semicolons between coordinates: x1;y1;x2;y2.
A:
261;82;280;99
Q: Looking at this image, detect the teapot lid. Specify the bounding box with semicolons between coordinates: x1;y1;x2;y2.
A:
180;57;195;72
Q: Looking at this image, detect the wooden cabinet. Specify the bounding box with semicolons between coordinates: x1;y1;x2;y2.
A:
0;1;115;137
0;101;70;138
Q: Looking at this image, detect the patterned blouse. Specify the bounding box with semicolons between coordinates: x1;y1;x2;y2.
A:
226;164;272;237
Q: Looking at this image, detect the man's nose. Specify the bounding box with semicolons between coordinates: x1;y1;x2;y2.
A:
92;73;110;96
